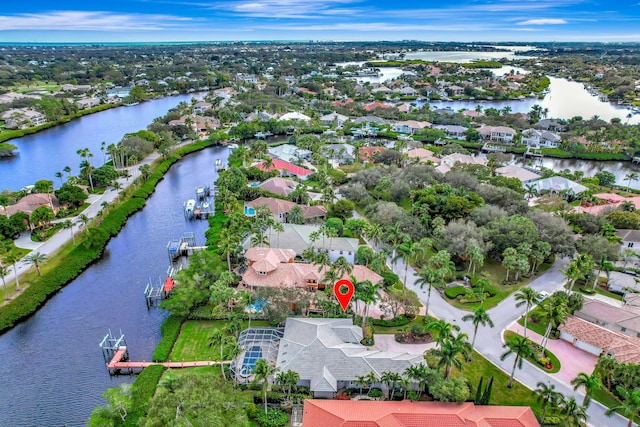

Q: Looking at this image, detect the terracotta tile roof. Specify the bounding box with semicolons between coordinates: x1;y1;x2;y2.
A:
364;102;392;111
258;177;298;197
359;146;387;162
406;148;440;164
303;205;327;218
559;316;640;364
4;193;60;216
241;252;382;289
302;401;539;427
256;158;313;177
246;197;297;215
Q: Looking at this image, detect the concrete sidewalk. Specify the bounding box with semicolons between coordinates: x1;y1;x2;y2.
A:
2;145;170;290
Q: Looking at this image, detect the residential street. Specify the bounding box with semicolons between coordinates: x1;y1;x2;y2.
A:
391;255;630;427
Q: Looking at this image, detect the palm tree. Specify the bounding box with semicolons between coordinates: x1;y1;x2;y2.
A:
2;252;19;292
462;306;494;360
560;396;588;427
404;363;430;397
625;172;639;194
431;332;471;380
209;328;235;379
332;256;353;279
23;252;47;277
425;318;460;345
562;259;583;294
380;371;401;400
55;171;64;186
571;372;601;407
219;229;240;272
250;230;269;248
606;386;640;427
514;287;540;339
364;223;383;248
252;359;278;415
415;268;436;317
539;298;569;353
465;244;484;276
535;381;560;424
524;183;538;200
354;374;369;395
596;356;619;390
500;336;533;388
394;240;426;295
360;281;381;326
593;255;614;291
383;223;407;272
0;264;9;301
76;214;89;232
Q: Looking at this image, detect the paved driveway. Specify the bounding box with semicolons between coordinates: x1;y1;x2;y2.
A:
373;334;436;354
508;324;598;385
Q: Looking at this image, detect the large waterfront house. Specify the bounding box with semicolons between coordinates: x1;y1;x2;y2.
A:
239;248;381;290
477;125;516;144
244;197;326;224
242;223;359;264
232;318;422;398
256;158;313;180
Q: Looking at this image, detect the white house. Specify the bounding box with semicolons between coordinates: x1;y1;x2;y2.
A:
319;112;349;127
521;129;562;148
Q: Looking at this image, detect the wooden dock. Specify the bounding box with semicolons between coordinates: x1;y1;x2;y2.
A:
106;348;230;374
101;331;231;375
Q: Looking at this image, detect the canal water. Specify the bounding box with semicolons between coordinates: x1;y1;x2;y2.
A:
0;134;228;424
0;94;194;192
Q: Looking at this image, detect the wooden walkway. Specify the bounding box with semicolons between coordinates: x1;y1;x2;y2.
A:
106;348;231;373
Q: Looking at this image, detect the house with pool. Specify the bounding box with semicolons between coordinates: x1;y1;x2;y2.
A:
231;318;423;397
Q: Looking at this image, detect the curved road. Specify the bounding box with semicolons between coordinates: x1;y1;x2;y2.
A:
392;255;629;427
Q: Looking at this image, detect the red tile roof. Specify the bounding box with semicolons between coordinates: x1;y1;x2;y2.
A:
364;102;392;111
256;158;312;177
359;146;387;162
302;400;540;427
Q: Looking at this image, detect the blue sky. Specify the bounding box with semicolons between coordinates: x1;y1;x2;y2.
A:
1;1;639;43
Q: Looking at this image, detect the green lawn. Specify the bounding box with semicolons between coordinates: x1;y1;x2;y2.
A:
447;260;553;311
371;315;429;335
459;351;542;413
504;331;561;374
170;319;270;361
517;306;558;340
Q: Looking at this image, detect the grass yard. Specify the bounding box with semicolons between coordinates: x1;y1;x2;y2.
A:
517;306;558;340
504;331;561;374
12;82;61;93
371;315;429;335
447;259;553;311
456;350;542;414
170;319;270;361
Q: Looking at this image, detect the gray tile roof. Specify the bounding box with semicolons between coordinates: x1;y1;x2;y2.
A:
276;318;423;394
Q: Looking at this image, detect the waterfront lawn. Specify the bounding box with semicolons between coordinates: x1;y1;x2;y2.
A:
170;319;270;361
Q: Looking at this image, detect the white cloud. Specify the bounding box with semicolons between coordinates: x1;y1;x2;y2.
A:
211;0;364;19
516;18;568;25
0;10;192;31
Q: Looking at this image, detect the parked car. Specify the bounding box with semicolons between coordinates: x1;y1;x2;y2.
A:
538;291;550;301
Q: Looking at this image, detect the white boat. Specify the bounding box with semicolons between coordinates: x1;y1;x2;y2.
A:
184;199;196;213
195;186;205;200
202;201;210;210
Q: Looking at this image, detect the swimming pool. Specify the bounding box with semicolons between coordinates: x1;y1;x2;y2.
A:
245;297;267;313
244;206;256;216
240;346;263;376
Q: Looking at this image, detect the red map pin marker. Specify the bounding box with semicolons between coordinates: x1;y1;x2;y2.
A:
334;279;354;312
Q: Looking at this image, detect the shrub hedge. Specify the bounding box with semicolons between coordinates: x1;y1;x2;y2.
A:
152;314;184;362
444;286;467;299
123;364;166;426
371;314;412;327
